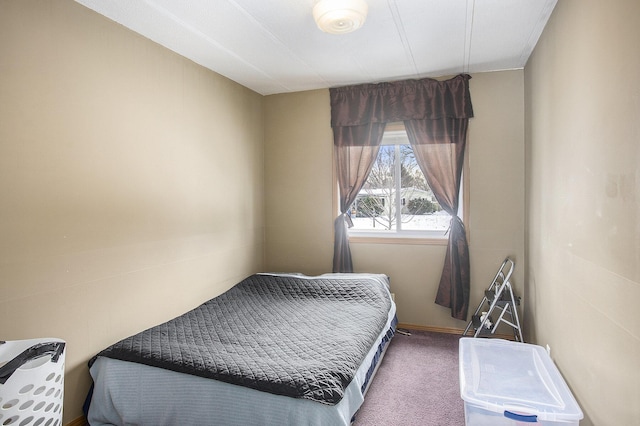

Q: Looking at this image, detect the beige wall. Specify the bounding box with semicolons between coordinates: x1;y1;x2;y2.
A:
264;71;525;331
0;1;264;423
264;90;335;274
524;0;640;424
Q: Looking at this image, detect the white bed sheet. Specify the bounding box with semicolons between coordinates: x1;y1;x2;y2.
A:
88;273;396;426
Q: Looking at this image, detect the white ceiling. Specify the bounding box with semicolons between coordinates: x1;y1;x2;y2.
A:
74;0;557;96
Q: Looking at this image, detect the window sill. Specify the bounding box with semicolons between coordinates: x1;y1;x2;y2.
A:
348;233;449;246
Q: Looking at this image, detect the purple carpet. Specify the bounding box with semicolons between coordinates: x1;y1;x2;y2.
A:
353;330;465;426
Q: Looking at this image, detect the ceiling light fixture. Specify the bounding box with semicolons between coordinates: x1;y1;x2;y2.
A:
313;0;369;34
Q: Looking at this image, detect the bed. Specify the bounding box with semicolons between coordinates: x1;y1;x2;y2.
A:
86;272;397;426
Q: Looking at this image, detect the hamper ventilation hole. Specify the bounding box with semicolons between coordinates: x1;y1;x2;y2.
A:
44;404;54;413
53;390;60;399
53;405;60;413
33;387;45;396
18;385;34;395
2;400;19;410
44;374;55;382
19;416;34;426
33;402;45;412
44;389;53;397
32;418;45;426
44;420;53;426
3;416;18;425
19;400;34;410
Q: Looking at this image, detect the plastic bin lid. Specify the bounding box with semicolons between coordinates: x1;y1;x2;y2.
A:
459;338;583;422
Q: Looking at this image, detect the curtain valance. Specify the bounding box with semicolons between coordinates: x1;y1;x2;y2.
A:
330;74;473;129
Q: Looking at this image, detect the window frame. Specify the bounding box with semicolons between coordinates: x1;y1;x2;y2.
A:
333;122;470;246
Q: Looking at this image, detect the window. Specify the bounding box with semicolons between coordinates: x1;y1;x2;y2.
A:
347;124;465;242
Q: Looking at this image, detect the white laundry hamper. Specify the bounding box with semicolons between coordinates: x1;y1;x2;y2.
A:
0;338;66;426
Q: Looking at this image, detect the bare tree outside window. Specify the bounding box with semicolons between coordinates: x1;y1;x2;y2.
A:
356;145;400;230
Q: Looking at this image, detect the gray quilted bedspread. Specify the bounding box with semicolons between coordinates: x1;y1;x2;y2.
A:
90;273;392;405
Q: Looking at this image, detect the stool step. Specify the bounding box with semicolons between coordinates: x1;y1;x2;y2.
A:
463;257;523;342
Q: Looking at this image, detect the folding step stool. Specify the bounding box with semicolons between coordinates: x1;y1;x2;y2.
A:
463;257;523;342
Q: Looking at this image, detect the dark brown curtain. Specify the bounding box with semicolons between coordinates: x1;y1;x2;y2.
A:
332;123;386;273
330;74;473;319
404;118;470;320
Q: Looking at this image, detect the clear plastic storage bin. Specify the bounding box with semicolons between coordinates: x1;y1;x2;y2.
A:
459;338;583;425
0;338;66;426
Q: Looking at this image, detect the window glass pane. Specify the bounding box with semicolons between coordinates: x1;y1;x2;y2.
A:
353;144;397;230
349;130;453;235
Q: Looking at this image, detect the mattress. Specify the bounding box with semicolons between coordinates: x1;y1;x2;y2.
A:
87;273;396;426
